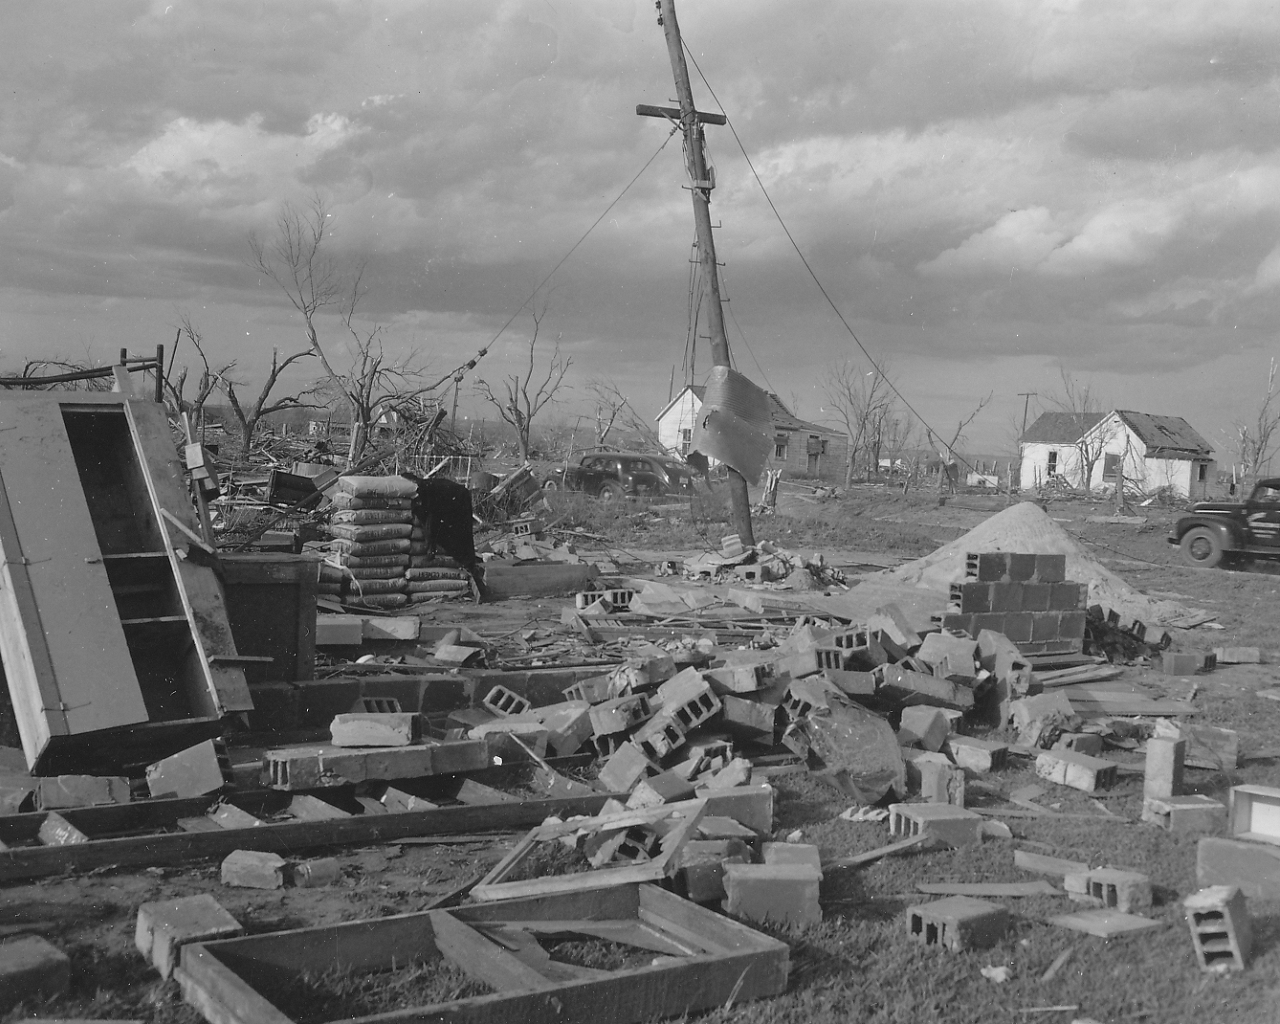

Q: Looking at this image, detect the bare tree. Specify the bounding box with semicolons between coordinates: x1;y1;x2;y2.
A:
1235;358;1280;482
164;316;236;435
927;394;992;494
222;347;320;454
824;358;894;485
1049;369;1110;492
588;378;662;451
474;305;572;461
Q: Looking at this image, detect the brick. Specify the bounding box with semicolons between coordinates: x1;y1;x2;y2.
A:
897;706;950;751
136;894;243;978
723;863;822;927
626;770;697;808
221;849;286;889
482;685;532;718
1228;784;1280;845
944;735;1009;774
36;774;130;810
290;857;341;887
918;760;966;805
598;742;657;792
38;812;89;846
1142;794;1226;834
1144;736;1186;799
145;740;227;799
1184;885;1251;972
533;701;593;757
1213;646;1261;665
1033;554;1067;582
1035;750;1117;792
695;783;774;833
330;712;420;747
0;935;70;1011
906;895;1008;951
889;803;983;847
876;664;974;711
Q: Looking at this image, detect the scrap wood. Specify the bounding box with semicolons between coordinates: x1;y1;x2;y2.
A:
1035;666;1125;688
1039;947;1074;982
973;807;1132;824
822;832;937;870
916;881;1059;897
1014;849;1090;876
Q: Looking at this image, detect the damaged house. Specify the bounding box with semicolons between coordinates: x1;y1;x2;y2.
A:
1018;409;1215;499
656;384;848;482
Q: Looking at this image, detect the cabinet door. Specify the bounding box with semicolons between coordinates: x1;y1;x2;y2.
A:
0;399;147;766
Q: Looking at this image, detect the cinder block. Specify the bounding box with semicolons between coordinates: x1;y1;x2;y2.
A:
1048;582;1085;611
868;603;921;649
1198;837;1280;898
631;714;686;762
898;706;950;751
38;812;89;846
220;849;287;889
1064;867;1151;913
696;783;774;833
944;735;1009;774
427;738;490;775
1213;646;1261;665
1054;733;1103;757
626;770;697;809
876;664;974;711
136;894;243;978
588;694;653;737
36;774;130;810
965;552;1009;582
1030;611;1063;643
380;786;438;813
146;740;227;799
762;841;823;873
1184;885;1252;972
1144;737;1186;800
287;794;350;821
1153;720;1238;771
209;802;266;829
989;581;1024;613
889;803;983;848
534;701;593;757
330;712;420;747
1020;582;1051;612
563;675;613;704
1159;652;1201;676
598;742;657;793
0;935;70;1011
906;895;1008;951
315;614;363;645
723;863;822;927
836;629;888;670
1057;610;1087;642
1228;785;1280;846
1033;554;1067;582
676;839;751;902
950;581;992;614
482;685;532;718
918;759;966;805
719;693;777;744
1001;612;1033;644
290;857;341;887
773;647;821;680
1035;750;1117;792
703;757;753;790
1142;794;1226;834
704;662;764;694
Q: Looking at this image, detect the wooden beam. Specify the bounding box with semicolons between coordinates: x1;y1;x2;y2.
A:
635;103;727;125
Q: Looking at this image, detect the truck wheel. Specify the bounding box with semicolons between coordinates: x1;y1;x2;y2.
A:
1180;527;1224;568
598;482;624;504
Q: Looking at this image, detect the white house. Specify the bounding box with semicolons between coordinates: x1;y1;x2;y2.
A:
655;384;849;481
1019;410;1215;498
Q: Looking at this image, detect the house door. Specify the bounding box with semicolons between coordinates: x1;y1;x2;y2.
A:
807;452;819;474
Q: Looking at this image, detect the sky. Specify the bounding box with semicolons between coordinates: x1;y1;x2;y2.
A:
3;0;1280;459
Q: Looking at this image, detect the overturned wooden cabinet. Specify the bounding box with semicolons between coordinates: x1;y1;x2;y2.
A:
0;392;252;773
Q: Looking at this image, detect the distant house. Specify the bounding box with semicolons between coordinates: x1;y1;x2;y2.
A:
655;384;849;481
1019;410;1215;498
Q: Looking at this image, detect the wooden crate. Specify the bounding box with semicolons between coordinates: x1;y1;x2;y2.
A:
1228;784;1280;847
175;883;788;1024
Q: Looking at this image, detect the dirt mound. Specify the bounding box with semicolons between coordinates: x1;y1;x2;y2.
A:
874;501;1199;627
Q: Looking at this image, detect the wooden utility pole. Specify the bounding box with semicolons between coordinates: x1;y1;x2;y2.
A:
646;0;755;545
1018;392;1037;439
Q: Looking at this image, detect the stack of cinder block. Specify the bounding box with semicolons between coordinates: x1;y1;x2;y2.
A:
941;552;1087;656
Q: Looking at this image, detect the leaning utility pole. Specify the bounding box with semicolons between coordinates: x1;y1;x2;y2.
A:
645;0;755;545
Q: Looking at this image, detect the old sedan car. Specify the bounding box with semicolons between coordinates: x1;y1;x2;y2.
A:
542;452;697;502
1168;478;1280;567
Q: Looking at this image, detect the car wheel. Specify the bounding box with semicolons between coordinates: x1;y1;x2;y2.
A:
1180;526;1224;568
598;482;624;504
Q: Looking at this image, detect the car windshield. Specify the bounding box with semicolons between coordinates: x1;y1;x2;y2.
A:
1253;485;1280;505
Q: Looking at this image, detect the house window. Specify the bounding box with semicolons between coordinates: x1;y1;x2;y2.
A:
1198;463;1207;482
774;433;788;460
680;427;691;456
821;439;828;455
1047;450;1058;475
1102;453;1121;480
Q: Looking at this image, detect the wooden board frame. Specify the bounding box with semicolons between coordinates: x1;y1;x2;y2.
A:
175;882;789;1024
470;799;706;902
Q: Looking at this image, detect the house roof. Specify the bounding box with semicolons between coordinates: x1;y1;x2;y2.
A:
655;383;836;436
1113;410;1213;458
1020;411;1105;444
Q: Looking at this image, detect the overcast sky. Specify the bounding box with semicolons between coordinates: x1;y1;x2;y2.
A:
2;0;1278;457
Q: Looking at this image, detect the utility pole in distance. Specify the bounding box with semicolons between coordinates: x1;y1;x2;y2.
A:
642;0;755;545
1018;392;1037;439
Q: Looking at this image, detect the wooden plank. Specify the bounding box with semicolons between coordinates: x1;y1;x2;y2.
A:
176;952;294;1024
0;397;147;767
1014;849;1090;877
822;833;934;869
916;881;1060;897
125;398;253;714
431;911;559;991
0;794;611;883
1048;909;1164;938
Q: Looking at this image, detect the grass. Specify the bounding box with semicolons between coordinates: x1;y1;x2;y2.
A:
264;958;492;1023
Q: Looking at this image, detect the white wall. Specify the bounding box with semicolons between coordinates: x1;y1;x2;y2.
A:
655;390;701;457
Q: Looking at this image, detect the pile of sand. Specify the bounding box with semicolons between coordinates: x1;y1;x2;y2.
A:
873;501;1198;627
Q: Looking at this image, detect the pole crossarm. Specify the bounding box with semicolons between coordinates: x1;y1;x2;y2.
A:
636;103;727;125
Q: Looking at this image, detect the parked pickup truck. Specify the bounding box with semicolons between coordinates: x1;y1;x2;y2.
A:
1168;478;1280;567
542;452;697;502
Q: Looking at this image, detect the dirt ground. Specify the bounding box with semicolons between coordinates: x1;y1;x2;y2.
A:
5;488;1280;1023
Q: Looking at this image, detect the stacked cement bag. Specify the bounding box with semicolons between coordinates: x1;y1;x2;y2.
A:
327;475;419;609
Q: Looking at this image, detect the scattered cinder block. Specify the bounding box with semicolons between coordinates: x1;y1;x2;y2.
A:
145;740;226;799
889;803;983;848
897;706;950;751
1054;732;1102;757
1213;646;1261;665
290;857;341;887
723;862;822;927
221;849;287;889
598;742;657;793
38;812;89;846
632;714;687;762
783;675;844;719
1158;651;1203;676
762;842;823;874
563;674;613;704
697;815;760;855
315;614;364;646
1228;784;1280;846
626;771;697;809
589;694;653;737
1142;794;1227;834
906;895;1008;951
287;794;350;821
916;632;978;672
719;693;777;744
380;787;438;813
876;664;974;711
0;935;70;1011
676;838;751;902
944;735;1009;775
330;712;420;747
868;603;921;650
208;803;266;829
704;662;764;694
1153;720;1238;771
136;894;243;978
1064;867;1151;913
836;629;888;670
468;718;550;758
36;774;130;810
696;783;775;834
918;760;966;806
1198;837;1280;898
1144;736;1186;800
1184;885;1252;972
482;685;532;718
703;757;753;790
534;701;593;757
1035;749;1117;792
